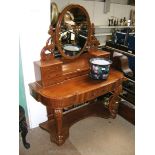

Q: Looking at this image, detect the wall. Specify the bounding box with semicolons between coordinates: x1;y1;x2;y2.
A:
20;0;50;128
20;0;134;128
50;0;134;25
111;0;128;5
19;42;28;117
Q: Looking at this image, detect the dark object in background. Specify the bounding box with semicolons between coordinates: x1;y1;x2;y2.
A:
118;100;135;124
128;55;135;75
116;31;135;49
120;80;135;104
128;0;135;5
19;105;30;149
111;52;133;78
127;35;135;52
106;28;135;76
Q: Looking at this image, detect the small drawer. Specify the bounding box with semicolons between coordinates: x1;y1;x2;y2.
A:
41;65;62;75
42;76;64;87
42;65;62;73
42;72;61;80
91;88;109;99
77;88;109;103
41;66;62;81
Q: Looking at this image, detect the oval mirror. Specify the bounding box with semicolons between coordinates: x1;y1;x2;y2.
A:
55;4;91;59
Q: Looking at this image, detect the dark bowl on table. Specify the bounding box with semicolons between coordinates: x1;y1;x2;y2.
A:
89;58;112;80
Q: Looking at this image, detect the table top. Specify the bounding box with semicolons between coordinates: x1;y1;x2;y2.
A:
29;68;124;108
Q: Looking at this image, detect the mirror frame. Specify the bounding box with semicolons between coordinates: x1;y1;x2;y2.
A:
55;4;91;59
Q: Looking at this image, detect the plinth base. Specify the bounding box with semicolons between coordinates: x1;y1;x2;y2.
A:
39;101;113;146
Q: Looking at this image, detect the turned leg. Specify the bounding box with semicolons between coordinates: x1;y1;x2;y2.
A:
53;109;64;145
45;108;69;145
108;85;122;118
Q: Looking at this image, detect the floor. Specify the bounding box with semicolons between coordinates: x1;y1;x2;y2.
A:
19;115;135;155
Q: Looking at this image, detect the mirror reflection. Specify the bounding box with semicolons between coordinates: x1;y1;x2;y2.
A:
59;7;88;57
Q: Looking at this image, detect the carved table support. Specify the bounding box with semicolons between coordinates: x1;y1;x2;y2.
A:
53;109;64;145
40;101;112;146
108;85;122;118
48;108;69;145
40;89;123;146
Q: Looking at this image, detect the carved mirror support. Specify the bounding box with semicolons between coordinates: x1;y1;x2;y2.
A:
40;4;100;61
40;26;55;61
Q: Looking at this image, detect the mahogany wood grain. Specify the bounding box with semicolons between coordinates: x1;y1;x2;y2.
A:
29;68;124;108
46;106;54;120
54;109;63;144
34;59;63;87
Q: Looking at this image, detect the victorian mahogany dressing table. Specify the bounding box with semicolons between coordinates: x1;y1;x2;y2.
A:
29;4;125;145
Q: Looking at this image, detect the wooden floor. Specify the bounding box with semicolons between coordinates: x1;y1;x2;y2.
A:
19;115;135;155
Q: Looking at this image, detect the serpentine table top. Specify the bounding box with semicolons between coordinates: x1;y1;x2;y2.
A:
29;68;124;108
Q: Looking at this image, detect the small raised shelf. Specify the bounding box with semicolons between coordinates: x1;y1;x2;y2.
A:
95;33;112;37
95;25;135;29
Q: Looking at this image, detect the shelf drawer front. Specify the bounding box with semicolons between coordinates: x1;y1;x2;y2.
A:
61;82;121;107
42;76;64;87
41;66;62;80
41;65;62;74
76;87;110;103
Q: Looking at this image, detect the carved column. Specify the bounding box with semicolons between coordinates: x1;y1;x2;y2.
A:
54;109;64;145
108;85;122;118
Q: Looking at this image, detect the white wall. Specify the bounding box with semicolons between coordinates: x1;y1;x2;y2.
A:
20;0;50;128
111;0;128;5
20;0;134;129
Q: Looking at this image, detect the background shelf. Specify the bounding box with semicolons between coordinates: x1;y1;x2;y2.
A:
95;25;135;29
